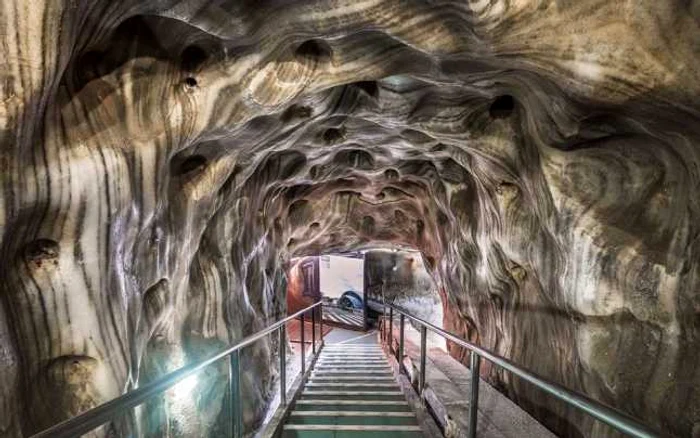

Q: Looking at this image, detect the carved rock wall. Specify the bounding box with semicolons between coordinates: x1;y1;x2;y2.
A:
1;1;699;437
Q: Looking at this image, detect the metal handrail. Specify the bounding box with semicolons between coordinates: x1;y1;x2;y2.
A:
374;299;660;438
31;301;324;438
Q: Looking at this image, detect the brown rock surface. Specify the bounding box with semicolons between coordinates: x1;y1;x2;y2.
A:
1;1;699;437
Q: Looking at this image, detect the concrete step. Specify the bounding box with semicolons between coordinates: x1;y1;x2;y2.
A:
316;364;388;368
302;390;403;396
323;345;382;349
317;359;387;363
279;341;423;437
317;358;387;362
320;351;384;355
307;382;398;388
304;382;400;389
294;400;411;412
321;351;383;354
313;371;393;376
301;391;405;401
319;353;385;357
314;362;389;368
319;352;384;355
287;410;417;426
313;368;392;374
318;353;385;356
314;369;391;372
309;376;395;383
314;365;390;369
312;374;394;380
319;354;385;357
282;424;423;438
310;377;395;383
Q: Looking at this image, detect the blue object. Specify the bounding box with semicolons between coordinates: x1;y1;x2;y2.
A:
338;290;363;309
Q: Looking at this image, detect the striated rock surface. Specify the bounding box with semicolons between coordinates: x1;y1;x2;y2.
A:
1;1;700;437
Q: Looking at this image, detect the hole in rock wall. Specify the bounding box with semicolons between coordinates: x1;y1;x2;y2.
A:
67;15;191;93
489;95;516;119
361;215;376;234
184;76;198;88
75;51;105;87
353;81;379;98
322;126;346;144
416;219;425;235
308;165;320;180
177;154;207;175
180;45;208;71
280;104;313;122
333;148;375;169
384;168;400;180
23;239;60;266
294;39;333;62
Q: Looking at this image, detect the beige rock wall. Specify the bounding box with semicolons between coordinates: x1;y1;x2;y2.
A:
1;1;699;437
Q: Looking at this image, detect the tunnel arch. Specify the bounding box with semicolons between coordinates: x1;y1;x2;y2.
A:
2;3;699;438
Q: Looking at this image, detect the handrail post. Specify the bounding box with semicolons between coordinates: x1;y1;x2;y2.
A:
320;305;324;348
311;307;316;355
382;304;387;343
419;325;427;394
398;313;405;373
229;351;242;438
389;307;394;353
300;313;306;375
279;325;286;406
468;352;481;438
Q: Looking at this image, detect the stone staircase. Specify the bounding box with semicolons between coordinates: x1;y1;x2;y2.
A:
282;343;425;437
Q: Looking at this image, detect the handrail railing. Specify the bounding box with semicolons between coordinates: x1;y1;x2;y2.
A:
373;298;660;438
31;301;324;438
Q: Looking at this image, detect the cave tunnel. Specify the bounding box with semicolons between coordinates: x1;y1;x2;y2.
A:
1;2;700;438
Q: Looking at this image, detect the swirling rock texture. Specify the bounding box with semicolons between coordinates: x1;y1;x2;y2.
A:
1;1;700;437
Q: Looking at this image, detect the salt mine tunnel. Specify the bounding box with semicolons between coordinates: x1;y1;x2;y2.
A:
1;1;700;437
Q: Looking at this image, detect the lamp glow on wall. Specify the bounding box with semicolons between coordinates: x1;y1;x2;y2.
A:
173;374;199;401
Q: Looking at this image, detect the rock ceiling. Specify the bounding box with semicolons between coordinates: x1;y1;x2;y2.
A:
1;1;700;437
